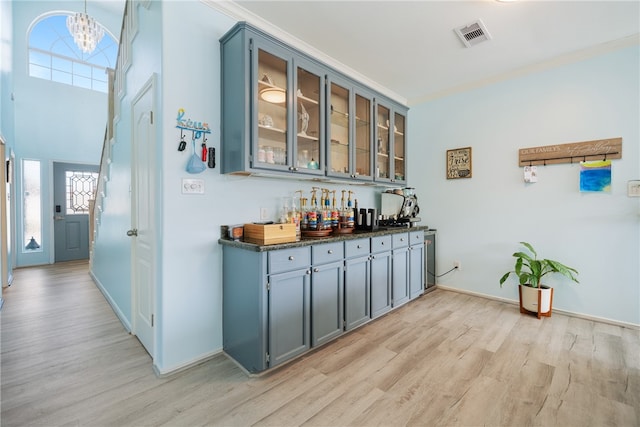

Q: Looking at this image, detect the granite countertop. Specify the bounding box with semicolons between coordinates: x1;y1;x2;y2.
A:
218;226;435;252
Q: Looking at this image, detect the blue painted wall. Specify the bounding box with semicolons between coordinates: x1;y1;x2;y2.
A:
408;45;640;325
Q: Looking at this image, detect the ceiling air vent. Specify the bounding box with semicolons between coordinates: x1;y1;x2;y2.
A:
454;19;492;48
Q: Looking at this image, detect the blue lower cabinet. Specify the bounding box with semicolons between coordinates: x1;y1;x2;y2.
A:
409;231;425;299
268;268;311;367
221;228;431;373
344;254;371;331
370;235;392;319
392;246;410;307
311;260;344;346
370;250;392;319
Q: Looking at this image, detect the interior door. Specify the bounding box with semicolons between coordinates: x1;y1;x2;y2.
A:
130;76;156;357
0;141;7;292
53;162;98;262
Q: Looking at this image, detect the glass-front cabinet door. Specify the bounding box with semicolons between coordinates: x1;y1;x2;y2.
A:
327;77;373;181
375;100;408;184
354;92;372;179
294;60;324;174
393;112;406;182
328;81;350;177
376;105;391;180
255;47;289;170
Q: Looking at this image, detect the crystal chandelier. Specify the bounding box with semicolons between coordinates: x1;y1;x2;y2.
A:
66;0;105;54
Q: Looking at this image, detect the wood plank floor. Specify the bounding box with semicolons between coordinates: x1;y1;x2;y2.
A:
1;261;639;426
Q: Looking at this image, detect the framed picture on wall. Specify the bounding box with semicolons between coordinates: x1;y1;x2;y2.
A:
446;147;472;179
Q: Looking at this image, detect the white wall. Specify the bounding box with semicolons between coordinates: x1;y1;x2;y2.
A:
409;45;640;326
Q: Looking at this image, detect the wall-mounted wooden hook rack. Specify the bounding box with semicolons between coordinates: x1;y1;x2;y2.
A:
519;137;622;167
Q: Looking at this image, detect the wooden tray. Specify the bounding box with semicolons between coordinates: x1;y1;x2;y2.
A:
333;227;354;235
302;229;333;238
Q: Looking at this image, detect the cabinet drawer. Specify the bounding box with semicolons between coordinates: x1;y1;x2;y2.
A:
312;242;344;265
371;235;392;253
392;232;410;248
345;238;370;258
410;230;425;245
269;247;310;274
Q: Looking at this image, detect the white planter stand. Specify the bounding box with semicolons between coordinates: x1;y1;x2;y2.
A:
519;285;554;319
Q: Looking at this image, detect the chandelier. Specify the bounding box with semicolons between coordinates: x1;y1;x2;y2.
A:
66;0;105;54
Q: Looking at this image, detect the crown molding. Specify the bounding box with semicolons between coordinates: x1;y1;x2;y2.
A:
409;33;640;106
200;0;408;106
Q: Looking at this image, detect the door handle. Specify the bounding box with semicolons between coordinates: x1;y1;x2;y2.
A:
54;215;65;221
127;229;138;237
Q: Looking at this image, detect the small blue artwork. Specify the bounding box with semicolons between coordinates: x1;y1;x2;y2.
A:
580;160;611;193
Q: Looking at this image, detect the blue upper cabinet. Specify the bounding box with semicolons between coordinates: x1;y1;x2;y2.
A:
375;99;408;185
326;75;375;183
220;22;407;184
221;23;325;177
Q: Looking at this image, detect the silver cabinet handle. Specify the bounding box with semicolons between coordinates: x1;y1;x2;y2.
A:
357;245;361;249
126;229;138;237
314;268;319;272
328;250;333;254
288;256;294;261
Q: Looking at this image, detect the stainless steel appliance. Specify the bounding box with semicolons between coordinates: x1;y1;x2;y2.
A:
379;188;421;227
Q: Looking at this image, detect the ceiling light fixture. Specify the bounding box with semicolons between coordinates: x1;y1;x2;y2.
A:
259;74;286;103
67;0;105;54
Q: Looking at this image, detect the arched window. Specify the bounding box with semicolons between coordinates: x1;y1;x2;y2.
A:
28;13;118;93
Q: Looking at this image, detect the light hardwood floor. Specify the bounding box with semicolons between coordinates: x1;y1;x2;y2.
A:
1;261;639;426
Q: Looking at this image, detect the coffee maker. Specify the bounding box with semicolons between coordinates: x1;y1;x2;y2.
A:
379;188;421;227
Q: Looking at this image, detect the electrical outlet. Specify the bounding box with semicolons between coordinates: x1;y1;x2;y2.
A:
260;207;269;220
454;260;461;271
628;180;640;197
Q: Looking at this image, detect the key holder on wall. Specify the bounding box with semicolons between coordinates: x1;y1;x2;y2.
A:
176;108;215;169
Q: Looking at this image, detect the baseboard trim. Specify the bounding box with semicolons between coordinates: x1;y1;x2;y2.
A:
153;349;223;378
89;270;132;332
436;285;640;330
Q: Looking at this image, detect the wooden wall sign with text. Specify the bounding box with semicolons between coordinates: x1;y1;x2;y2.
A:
518;137;622;166
447;147;472;179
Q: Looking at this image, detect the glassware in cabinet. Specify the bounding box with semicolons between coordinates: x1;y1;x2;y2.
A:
376;104;391;179
328;82;350;175
354;93;372;178
393;112;406;182
296;66;322;170
256;49;288;166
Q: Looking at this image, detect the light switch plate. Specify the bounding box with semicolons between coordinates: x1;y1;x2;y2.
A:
628;180;640;197
182;178;205;194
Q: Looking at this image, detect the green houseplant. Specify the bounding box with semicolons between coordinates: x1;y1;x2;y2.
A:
500;241;579;318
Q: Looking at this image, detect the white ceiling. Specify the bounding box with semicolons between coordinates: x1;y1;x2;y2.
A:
227;0;639;105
